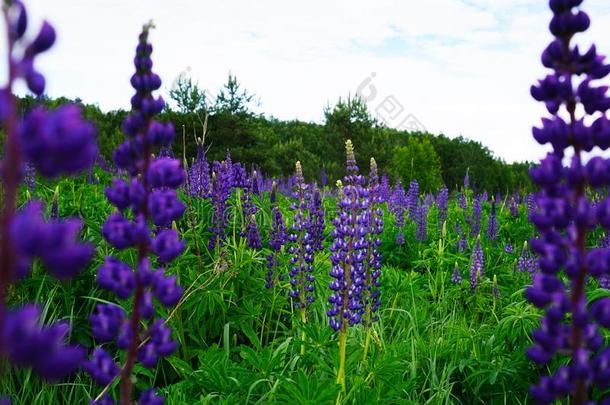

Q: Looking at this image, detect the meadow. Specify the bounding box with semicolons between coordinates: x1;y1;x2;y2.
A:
3;164;548;404
3;0;610;404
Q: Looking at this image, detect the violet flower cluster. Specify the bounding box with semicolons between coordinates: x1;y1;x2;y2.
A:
451;263;462;284
287;162;315;311
327;140;369;331
486;199;499;241
415;203;427;242
436;186;449;229
390;180;406;245
265;184;287;289
526;1;610;403
240;186;262;249
0;0;96;383
187;137;210;198
469;237;484;291
209;158;233;251
362;158;383;327
469;195;482;238
406;179;419;221
88;24;184;405
517;242;538;274
309;186;325;253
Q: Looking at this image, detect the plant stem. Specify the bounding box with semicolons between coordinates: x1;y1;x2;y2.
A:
337;326;347;391
362;327;371;363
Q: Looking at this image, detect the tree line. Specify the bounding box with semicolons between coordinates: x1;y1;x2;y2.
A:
14;74;533;194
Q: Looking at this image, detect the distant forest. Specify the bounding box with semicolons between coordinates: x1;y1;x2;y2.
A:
15;74;533;193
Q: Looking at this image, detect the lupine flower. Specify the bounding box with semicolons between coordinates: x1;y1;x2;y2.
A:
505;243;514;254
266;185;287;289
463;170;470;189
328;140;369;332
517;241;538;274
455;223;467;252
379;173;391;203
287;162;315;312
526;193;536;219
509;195;519;217
436;186;449;229
470;195;482;238
86;24;183;404
23;161;36;191
526;2;610;402
486;199;499;241
240;188;261;249
362;158;383;327
459;191;468;211
309;186;325;253
415;203;427;242
320;166;327;189
0;0;95;382
599;235;610;288
187;137;210;198
390;179;406;245
451;263;462;284
208;159;232;251
406;179;419;221
469;236;484;291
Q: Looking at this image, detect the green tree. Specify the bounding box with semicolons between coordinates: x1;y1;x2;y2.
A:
391;137;443;192
169;74;207;114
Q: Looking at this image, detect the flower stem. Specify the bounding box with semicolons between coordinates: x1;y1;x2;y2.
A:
337;326;347;391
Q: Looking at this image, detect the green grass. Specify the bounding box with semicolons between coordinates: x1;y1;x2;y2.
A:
1;170;583;404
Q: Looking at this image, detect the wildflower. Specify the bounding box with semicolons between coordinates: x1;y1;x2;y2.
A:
86;24;183;404
526;2;610;402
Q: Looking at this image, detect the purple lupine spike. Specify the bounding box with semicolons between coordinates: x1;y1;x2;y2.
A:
208;159;232;251
362;158;383;327
320;166;327;189
309;186;325;253
240;187;261;249
187;137;210;198
287;161;315;313
455;223;467;252
390;179;406;245
406;179;419;221
86;24;182;404
22;161;35;191
505;242;514;254
459;191;468;211
245;215;262;249
379;173;390;203
436;186;449;229
451;263;462;284
266;203;286;289
327;140;369;331
510;195;519;217
469;236;484;291
526;2;610;403
486;199;499;241
463;170;470;189
526;193;536;219
0;0;95;382
470;195;482;238
415;203;427;242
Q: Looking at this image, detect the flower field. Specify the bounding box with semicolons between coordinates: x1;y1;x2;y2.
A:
2;0;610;404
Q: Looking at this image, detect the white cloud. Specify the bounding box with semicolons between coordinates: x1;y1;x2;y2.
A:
2;0;610;164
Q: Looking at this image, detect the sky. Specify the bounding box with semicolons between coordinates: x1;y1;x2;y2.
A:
3;0;610;163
